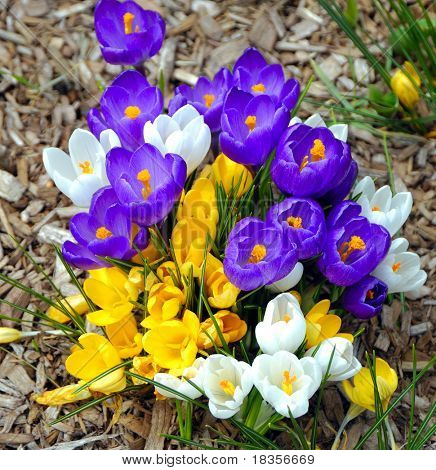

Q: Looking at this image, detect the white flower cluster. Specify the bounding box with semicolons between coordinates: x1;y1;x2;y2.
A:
43;105;211;208
154;293;361;420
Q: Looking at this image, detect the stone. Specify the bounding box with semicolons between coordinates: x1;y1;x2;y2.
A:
0;170;26;202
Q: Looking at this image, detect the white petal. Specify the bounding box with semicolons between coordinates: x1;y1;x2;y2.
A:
267;262;303;293
403;269;427;293
43;147;75;180
143;121;167;154
171;104;200;130
99;129;121;154
371;186;392;212
304;113;326;128
390;237;409;254
68;129;105;170
68;174;105;207
289;116;302;126
165;129;184;155
329;123;348;142
300;357;322;398
154;114;181;140
353;176;375;200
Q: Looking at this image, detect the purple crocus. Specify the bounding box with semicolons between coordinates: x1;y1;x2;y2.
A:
271;124;354;199
87;70;163;152
266;197;326;260
223;217;298;291
342;275;388;320
62;187;149;270
168;68;233;133
220;89;289;166
322;160;358;206
233;48;300;112
106;143;186;227
94;0;165;65
317;201;390;286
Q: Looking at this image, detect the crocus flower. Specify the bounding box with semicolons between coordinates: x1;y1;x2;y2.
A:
198;310;247;350
143;105;211;176
141;283;185;329
66;333;126;394
142;310;200;375
342;275;388;320
251;351;321;419
0;327;22;344
168;68;233;133
203;254;240;309
34;383;92;406
371;237;427;294
353;176;413;236
84;267;139;326
94;0;165;66
43;129;114;207
155;261;179;286
224;217;298;291
271;124;354;199
390;61;421;109
305;299;354;349
266;262;304;293
63;187;149;270
46;294;89;324
220;89;289;165
88;70;163;151
266;197;326;260
153;358;205;400
106;314;143;359
106;143;186;227
317;201;391;286
130;356;160;384
306;337;361;381
202;354;253;419
233;48;300;112
342;357;398;412
255;293;306;355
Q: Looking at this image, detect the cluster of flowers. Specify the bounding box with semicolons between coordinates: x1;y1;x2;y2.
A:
3;0;423;440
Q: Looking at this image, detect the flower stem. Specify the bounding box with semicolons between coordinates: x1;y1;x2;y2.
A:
331;403;364;449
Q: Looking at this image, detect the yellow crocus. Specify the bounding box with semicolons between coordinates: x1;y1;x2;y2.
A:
33;382;92;406
343;358;398;412
47;293;89;324
66;333;126;395
211;153;253;197
129;355;160;385
106;314;143;359
0;327;22;344
198;310;247;349
84;267;139;326
142;310;200;375
305;299;353;349
141;282;185;329
203;254;240;309
390;61;421;109
156;261;179;286
128;266;160;292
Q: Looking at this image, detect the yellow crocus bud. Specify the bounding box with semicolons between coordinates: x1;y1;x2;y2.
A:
33;382;92;406
177;178;219;226
142;310;200;376
198;310;247;349
305;299;353;349
141;282;185;329
130;355;160;385
290;290;302;304
203;254;240;309
342;358;398;412
0;327;22;344
390;61;421;109
47;294;89;324
128;266;159;292
66;333;126;395
211;153;253;197
106;314;143;359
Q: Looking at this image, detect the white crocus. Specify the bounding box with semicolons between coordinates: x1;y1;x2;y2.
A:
290;113;348;142
372;238;427;294
43;129;116;207
353;176;412;236
252;351;322;419
305;337;361;381
143;104;211;176
266;262;304;294
202;354;252;419
255;293;306;355
153;358;205;400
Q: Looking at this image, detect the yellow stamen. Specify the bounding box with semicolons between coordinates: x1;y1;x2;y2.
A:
248;244;267;264
95;226;112;240
299;139;326;172
287;216;303;229
220;380;236;396
299;155;309;172
283;314;291;323
79;161;93;174
366;290;375;300
125;105;141;119
203;94;215;108
123;12;135;35
392;262;401;272
245;115;256;132
372;206;381;211
251;82;266;93
281;371;297;395
338;235;366;262
137;169;152;199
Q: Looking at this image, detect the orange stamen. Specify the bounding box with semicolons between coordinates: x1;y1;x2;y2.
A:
338;236;366;262
123;12;135;34
248;244;267;264
203;94;215;108
392;262;401;272
245;115;256;132
79;161;93;174
299;139;326;172
219;380;236;396
372;206;381;211
366;290;375;300
96;226;112;240
137;169;152;199
125;105;141;119
251;83;266;93
282;371;297;395
287;216;303;228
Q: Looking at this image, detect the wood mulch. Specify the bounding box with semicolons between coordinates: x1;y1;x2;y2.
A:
0;0;434;450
